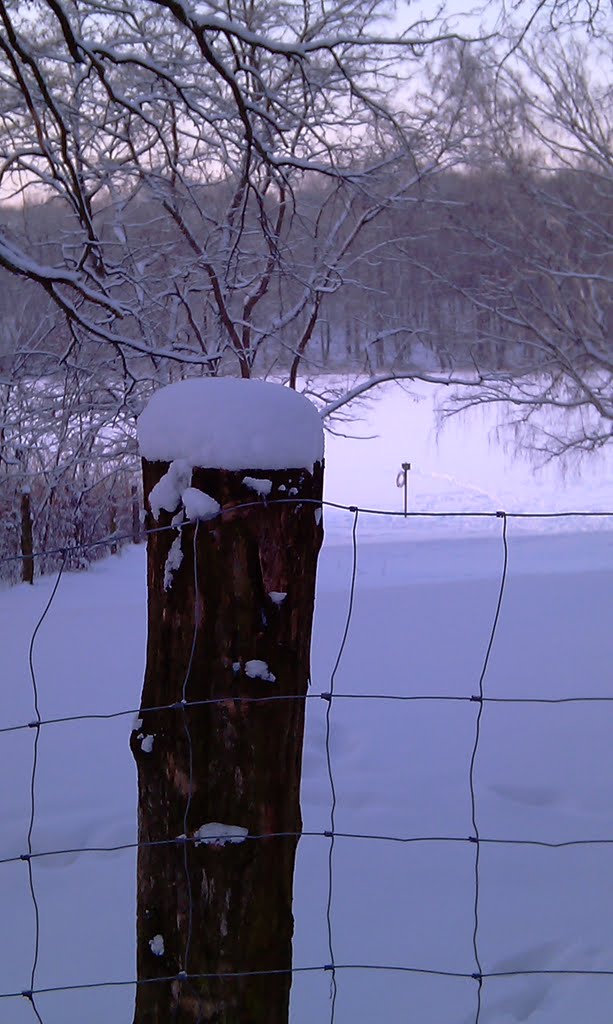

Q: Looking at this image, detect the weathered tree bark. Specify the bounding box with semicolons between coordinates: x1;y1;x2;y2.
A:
20;489;34;584
131;460;324;1024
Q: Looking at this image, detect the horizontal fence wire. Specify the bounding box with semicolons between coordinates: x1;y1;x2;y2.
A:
4;692;613;738
1;499;613;1021
6;962;613;1003
2;497;613;568
5;830;613;869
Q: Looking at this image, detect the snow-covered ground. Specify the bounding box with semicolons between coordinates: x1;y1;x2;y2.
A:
2;381;613;1023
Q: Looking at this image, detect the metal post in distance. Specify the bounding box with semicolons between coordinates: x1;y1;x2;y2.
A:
396;462;411;517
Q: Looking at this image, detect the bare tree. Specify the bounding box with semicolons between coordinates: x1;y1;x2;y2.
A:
3;0;606;565
359;29;612;460
0;0;473;382
0;0;490;574
502;0;608;42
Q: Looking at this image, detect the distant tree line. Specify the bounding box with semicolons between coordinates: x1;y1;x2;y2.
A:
3;161;609;378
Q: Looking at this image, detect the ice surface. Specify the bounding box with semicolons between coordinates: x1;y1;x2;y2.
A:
138;378;324;470
194;823;249;846
244;659;276;683
181;487;221;522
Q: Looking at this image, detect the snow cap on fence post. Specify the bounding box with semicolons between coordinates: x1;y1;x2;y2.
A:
137;377;324;471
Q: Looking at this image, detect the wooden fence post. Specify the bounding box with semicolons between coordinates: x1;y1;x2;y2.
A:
131;483;142;543
131;379;324;1024
109;500;118;555
20;487;34;584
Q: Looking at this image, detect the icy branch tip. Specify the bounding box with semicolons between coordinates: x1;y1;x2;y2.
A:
138;378;324;471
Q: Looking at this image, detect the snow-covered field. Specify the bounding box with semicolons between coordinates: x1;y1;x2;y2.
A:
2;380;613;1023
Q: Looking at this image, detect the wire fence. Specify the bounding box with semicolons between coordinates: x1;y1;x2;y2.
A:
2;498;613;1023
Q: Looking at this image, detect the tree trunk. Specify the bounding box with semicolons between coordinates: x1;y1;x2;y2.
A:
131;483;142;543
109;500;118;555
131;459;324;1024
21;489;34;585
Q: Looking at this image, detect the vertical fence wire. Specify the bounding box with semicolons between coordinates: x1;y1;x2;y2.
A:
182;521;210;1022
180;521;201;981
468;511;509;1021
324;507;360;1022
23;550;68;1023
177;520;202;1024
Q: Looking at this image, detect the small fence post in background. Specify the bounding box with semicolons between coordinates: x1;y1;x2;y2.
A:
20;485;34;584
131;378;324;1024
131;483;142;543
396;461;411;517
109;500;118;555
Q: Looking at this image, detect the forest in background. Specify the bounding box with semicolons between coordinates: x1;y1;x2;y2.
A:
0;0;610;580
